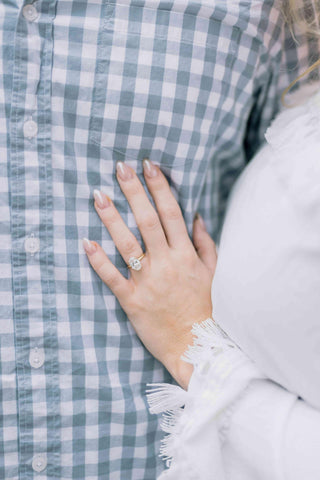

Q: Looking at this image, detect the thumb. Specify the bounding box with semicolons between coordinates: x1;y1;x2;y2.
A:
193;213;217;275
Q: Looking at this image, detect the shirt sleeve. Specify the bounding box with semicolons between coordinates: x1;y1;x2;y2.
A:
146;319;265;479
222;379;320;480
146;319;320;479
278;21;320;93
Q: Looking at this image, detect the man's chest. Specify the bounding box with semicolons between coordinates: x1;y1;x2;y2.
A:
1;0;279;175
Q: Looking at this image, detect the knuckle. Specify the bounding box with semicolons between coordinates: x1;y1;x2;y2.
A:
194;234;204;248
196;234;214;251
138;213;159;232
105;211;119;227
175;244;197;264
194;230;207;246
126;181;141;196
97;263;118;285
151;174;167;192
162;204;181;221
121;236;138;255
193;236;203;249
106;272;120;287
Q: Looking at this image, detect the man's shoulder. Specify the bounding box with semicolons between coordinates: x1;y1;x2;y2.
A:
279;24;320;91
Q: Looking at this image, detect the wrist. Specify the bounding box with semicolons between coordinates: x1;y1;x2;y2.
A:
161;331;196;389
161;314;213;389
169;358;194;390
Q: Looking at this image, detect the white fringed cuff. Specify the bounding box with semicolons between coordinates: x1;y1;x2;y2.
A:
146;318;263;479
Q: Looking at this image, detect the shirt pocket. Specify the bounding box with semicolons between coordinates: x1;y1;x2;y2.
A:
88;0;241;170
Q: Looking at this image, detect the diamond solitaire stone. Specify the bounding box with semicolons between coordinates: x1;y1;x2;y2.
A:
128;257;142;271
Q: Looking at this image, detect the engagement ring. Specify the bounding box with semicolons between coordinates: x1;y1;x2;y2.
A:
127;254;145;271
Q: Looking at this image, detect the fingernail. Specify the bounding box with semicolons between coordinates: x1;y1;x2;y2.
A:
82;237;98;255
143;158;158;178
116;161;133;181
195;213;205;229
93;189;111;209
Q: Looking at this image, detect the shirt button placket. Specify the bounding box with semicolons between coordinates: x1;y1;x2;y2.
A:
22;1;39;142
9;0;61;476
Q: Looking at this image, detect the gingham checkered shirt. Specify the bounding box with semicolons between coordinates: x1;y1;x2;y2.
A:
0;0;319;478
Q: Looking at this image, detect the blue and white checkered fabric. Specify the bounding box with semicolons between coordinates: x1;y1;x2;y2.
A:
0;0;319;478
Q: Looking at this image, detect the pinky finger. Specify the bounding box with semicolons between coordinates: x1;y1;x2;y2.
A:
82;238;132;299
192;216;217;275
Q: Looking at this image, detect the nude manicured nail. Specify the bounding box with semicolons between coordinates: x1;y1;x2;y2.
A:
93;189;110;209
143;158;158;178
82;237;97;254
116;161;133;181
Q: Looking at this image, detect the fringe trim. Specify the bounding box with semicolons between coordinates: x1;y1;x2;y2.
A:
146;318;240;469
181;318;236;365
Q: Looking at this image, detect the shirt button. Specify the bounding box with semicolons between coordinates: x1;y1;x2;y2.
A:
24;234;40;255
32;454;47;472
29;348;45;369
23;119;38;138
22;4;39;22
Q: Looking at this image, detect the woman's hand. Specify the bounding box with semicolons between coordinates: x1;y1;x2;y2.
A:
82;159;217;389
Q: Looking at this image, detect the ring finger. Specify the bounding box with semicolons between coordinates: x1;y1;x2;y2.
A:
93;189;145;271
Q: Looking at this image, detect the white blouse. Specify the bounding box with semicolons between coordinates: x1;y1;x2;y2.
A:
147;84;320;479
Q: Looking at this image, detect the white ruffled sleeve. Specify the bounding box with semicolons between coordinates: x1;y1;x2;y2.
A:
221;378;320;480
146;319;264;479
147;318;320;480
